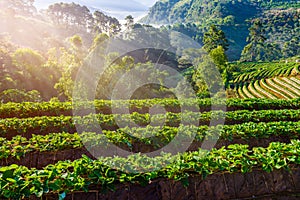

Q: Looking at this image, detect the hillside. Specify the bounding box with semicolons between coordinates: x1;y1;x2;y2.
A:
141;0;299;25
1;1;300;199
141;0;300;61
227;61;300;99
0;1;122;101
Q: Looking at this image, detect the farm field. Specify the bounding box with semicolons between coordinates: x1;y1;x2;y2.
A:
1;0;300;199
232;62;300;99
0;98;299;199
235;75;300;99
232;62;300;84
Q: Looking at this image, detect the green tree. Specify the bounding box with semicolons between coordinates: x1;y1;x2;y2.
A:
12;48;45;88
53;46;83;101
240;19;266;61
262;43;281;61
192;54;224;97
0;48;15;91
1;0;36;15
70;35;83;49
11;48;59;99
209;46;228;72
53;34;88;100
12;48;44;69
54;69;74;100
12;48;44;81
93;10;121;35
282;37;300;58
69;35;85;61
203;25;229;53
209;45;229;87
46;2;92;29
125;15;134;30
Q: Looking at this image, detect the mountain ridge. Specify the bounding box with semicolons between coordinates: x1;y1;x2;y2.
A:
141;0;300;25
140;0;300;61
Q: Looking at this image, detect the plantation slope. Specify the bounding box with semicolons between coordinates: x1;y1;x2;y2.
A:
235;76;300;99
232;62;300;84
0;99;300;199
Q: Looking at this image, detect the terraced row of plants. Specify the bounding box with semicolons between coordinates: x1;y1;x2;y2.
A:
2;98;300;118
1;121;299;161
0;98;299;199
232;62;299;83
236;76;300;99
0;140;299;199
1;109;300;139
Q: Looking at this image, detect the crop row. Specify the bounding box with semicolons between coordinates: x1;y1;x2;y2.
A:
1;109;300;139
232;62;299;83
279;77;300;96
291;76;300;85
266;79;297;98
264;79;290;99
0;140;299;199
254;80;276;99
235;76;300;99
0;121;299;160
1;98;300;118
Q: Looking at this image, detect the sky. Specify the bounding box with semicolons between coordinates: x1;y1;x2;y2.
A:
34;0;158;20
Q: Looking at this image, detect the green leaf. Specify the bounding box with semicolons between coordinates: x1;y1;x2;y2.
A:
6;178;16;183
2;170;14;179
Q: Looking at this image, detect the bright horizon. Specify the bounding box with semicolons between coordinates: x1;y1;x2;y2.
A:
34;0;158;20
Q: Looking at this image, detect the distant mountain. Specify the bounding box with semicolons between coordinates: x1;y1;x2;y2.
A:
140;0;300;61
141;0;299;25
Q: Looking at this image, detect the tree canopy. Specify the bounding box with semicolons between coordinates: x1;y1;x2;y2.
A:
203;25;229;53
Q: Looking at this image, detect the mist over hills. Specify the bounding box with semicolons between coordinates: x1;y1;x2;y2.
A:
1;0;299;61
140;0;300;60
34;0;157;20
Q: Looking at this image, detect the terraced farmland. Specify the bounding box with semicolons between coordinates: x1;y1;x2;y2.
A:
0;99;299;199
236;76;300;99
1;0;299;199
232;62;300;84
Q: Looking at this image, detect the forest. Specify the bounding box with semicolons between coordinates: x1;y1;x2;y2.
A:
0;0;299;102
142;0;300;60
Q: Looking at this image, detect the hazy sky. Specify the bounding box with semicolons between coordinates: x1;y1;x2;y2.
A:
34;0;158;20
